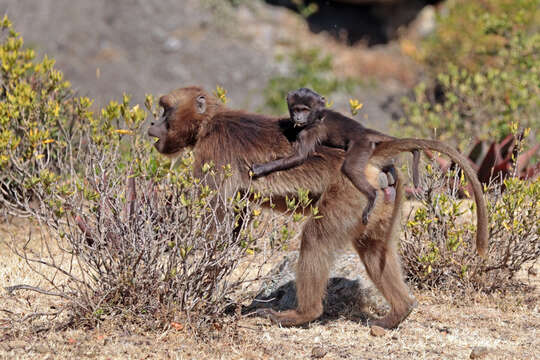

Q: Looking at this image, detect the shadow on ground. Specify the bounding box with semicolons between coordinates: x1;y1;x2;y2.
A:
243;277;372;325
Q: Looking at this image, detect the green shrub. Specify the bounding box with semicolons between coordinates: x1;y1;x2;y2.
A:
291;0;319;18
420;0;539;74
398;0;539;148
0;16;92;216
401;161;540;291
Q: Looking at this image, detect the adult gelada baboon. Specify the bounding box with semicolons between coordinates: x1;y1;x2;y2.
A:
147;86;488;329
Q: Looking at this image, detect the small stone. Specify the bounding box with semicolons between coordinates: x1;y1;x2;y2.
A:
370;325;386;337
8;340;27;350
528;267;537;276
470;346;490;359
163;37;182;53
33;344;49;353
311;346;327;359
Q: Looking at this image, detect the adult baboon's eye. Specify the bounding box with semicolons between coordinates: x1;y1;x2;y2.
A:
160;107;171;120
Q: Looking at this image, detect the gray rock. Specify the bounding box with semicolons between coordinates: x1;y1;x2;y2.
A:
0;0;282;110
378;172;389;188
0;0;411;129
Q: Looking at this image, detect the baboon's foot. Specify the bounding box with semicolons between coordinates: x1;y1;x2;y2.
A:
371;300;417;329
257;308;321;327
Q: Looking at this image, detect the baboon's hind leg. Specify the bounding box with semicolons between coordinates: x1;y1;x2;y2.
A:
341;141;377;225
354;237;416;329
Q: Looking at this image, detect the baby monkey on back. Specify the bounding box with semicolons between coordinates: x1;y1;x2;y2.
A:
251;88;420;224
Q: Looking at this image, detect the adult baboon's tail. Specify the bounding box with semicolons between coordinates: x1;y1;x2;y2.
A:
372;138;488;257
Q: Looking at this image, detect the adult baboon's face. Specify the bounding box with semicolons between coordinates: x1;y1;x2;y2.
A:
148;86;215;156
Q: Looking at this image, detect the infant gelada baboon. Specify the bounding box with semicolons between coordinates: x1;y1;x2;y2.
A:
251;88;420;224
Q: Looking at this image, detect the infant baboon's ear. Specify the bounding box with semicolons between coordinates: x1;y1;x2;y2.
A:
196;95;206;114
286;91;294;104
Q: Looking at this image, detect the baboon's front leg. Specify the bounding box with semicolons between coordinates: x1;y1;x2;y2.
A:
259;219;333;326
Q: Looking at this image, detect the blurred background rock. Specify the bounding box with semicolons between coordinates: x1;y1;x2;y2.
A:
0;0;438;129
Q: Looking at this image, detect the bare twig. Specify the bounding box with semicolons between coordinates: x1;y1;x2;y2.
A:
5;285;69;299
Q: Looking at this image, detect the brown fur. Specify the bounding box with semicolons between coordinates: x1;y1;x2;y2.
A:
148;86;485;329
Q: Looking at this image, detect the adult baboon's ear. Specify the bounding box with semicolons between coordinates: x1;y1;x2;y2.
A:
159;95;170;109
196;95;206;114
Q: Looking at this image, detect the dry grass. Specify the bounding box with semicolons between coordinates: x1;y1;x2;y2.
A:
1;217;539;360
